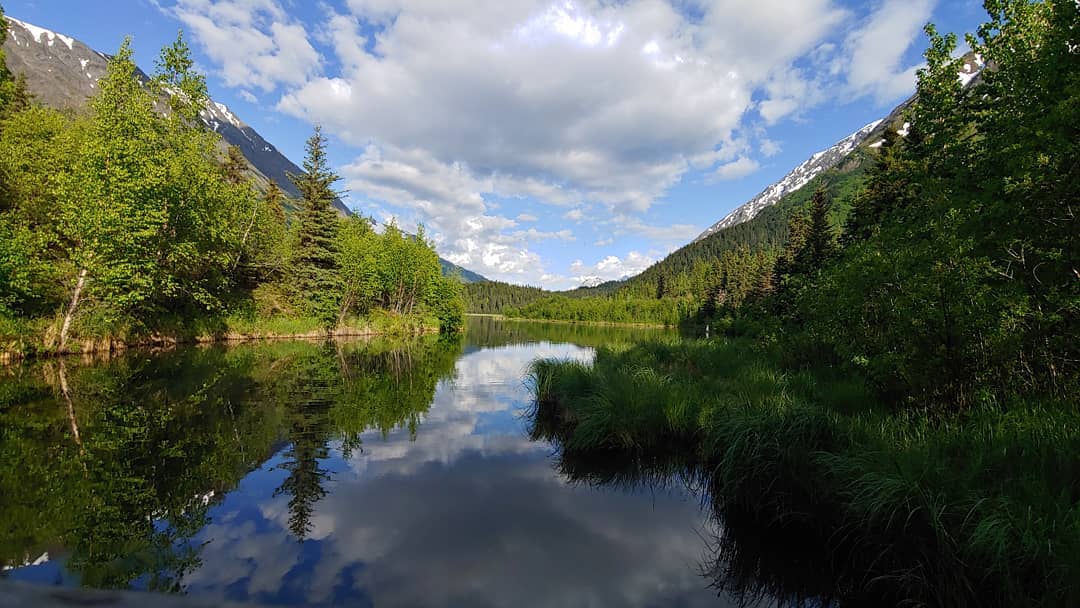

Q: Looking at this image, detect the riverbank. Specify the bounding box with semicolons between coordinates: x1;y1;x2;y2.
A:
0;311;441;364
467;313;669;330
529;338;1080;607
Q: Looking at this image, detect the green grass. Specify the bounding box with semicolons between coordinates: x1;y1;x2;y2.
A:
529;338;1080;607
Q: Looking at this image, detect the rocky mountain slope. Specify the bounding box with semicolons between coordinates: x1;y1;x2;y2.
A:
694;118;886;242
3;16;349;215
694;55;984;244
3;16;486;282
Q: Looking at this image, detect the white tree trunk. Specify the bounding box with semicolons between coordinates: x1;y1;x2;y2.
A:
58;268;88;352
58;359;85;457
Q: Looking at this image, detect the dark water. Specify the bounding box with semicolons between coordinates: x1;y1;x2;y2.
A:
1;317;798;606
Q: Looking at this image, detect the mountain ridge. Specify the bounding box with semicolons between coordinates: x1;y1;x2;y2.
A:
3;15;351;216
694;117;885;242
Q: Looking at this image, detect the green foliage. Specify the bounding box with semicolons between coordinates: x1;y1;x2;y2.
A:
0;30;465;351
785;0;1079;406
428;272;466;333
335;217;461;331
464;280;547;314
506;294;694;326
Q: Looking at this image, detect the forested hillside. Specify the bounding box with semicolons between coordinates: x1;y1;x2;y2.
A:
486;137;887;325
475;92;909;326
0;17;465;358
463;278;623;315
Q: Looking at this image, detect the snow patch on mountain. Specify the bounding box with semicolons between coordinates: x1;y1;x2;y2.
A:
7;17;73;50
694;119;883;242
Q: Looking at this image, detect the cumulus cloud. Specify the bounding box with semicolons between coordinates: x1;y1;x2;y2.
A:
842;0;938;102
563;208;586;222
760;139;782;157
174;0;939;287
608;215;701;244
166;0;321;91
569;251;656;285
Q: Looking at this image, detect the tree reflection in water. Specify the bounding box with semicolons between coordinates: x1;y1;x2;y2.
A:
0;334;461;586
527;396;886;608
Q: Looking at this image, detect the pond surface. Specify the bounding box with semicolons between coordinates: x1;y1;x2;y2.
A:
0;318;784;607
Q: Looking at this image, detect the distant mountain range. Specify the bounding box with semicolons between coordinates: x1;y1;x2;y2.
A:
2;16;486;283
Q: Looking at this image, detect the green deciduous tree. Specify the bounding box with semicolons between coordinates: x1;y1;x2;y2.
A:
53;36;256;347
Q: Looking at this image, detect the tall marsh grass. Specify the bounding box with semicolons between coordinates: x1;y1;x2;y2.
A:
529;338;1080;607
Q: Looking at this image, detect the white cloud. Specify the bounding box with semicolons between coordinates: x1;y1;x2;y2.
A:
272;0;853;215
712;156;761;181
167;0;321;92
176;0;938;287
608;215;701;244
841;0;938;103
594;237;614;247
516;213;539;222
568;251;655;285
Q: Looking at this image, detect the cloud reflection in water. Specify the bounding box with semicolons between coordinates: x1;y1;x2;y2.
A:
183;342;728;607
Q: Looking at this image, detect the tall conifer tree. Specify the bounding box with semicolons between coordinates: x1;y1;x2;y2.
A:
288;126;343;327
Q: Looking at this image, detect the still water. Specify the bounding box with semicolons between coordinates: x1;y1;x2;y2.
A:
0;318;776;607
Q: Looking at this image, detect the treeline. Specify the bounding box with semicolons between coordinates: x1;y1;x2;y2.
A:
0;18;464;356
463;280;547;314
504;295;695;326
462;278;624;315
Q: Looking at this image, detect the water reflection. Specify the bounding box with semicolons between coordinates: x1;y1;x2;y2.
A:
0;323;737;606
530;383;884;608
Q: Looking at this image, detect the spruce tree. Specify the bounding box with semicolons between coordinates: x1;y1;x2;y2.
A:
843;128;911;246
223;145;247;185
288;126;343;328
799;186;836;272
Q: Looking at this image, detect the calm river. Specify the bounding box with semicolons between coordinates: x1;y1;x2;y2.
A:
0;317;791;607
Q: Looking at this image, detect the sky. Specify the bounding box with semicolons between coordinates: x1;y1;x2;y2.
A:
6;0;986;289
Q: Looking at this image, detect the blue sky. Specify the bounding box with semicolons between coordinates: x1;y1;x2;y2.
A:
6;0;986;288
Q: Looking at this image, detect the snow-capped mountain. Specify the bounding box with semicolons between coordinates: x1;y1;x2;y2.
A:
2;16;350;215
694;55;988;245
694;119;883;242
